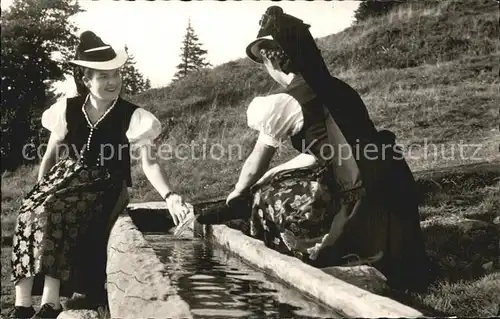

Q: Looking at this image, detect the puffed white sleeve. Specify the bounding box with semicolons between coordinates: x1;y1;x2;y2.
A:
246;93;304;147
41;99;68;139
126;108;162;147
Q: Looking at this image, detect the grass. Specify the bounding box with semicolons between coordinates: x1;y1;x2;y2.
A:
317;0;499;72
411;179;500;316
413;273;500;317
2;0;499;317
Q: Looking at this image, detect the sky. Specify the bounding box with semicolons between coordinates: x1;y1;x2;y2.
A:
2;0;360;92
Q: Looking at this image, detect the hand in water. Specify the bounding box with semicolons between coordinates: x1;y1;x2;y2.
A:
173;203;196;236
165;193;190;225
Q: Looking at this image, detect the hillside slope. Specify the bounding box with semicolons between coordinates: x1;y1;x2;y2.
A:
2;0;498;211
317;0;498;72
124;0;498;203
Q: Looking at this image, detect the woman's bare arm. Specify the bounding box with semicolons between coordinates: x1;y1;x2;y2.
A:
232;140;277;194
139;143;190;225
253;153;317;187
38;133;64;181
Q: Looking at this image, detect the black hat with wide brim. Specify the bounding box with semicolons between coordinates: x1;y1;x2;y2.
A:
245;6;331;80
246;35;280;64
245;6;314;65
69;31;128;70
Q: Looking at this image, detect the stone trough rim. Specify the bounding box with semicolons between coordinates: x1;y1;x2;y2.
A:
205;223;422;318
126;201;423;318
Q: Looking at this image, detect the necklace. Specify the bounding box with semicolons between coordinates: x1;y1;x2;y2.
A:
79;95;118;160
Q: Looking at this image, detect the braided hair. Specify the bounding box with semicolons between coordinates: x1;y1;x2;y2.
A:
259;47;299;75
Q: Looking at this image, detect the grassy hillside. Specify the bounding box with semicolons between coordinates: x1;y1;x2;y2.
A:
318;0;498;71
123;0;499;204
1;0;499;316
1;0;498;206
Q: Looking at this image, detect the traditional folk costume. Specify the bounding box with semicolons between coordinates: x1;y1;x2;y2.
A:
11;95;161;298
10;32;162;316
234;6;430;292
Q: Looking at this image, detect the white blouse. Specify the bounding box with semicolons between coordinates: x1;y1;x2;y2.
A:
247;93;304;147
41;98;162;147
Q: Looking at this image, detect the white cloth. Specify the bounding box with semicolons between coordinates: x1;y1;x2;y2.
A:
126;107;162;147
14;277;33;307
41;275;61;308
41;99;162;147
246;93;304;147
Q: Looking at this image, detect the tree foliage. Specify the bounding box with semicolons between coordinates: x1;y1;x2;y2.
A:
121;46;151;96
173;19;211;80
1;0;82;171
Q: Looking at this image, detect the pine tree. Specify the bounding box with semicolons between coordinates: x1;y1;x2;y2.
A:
121;46;151;96
173;19;211;80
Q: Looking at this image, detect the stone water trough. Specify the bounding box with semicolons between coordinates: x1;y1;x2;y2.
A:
100;206;420;319
58;161;499;319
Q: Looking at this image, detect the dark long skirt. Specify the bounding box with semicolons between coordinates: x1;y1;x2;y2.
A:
250;161;431;292
10;158;129;298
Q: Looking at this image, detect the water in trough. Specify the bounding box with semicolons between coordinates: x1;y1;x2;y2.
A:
144;233;342;318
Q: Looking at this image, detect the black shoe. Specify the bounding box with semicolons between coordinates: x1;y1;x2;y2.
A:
7;306;36;319
31;303;62;319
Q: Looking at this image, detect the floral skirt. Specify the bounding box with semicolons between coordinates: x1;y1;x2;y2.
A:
250;166;338;260
249;161;431;291
11;158;128;297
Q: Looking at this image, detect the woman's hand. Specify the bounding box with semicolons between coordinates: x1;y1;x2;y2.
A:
138;144;192;225
165;193;191;225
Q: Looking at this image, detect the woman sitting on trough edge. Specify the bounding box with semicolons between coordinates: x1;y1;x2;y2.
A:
9;31;191;319
223;6;431;293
